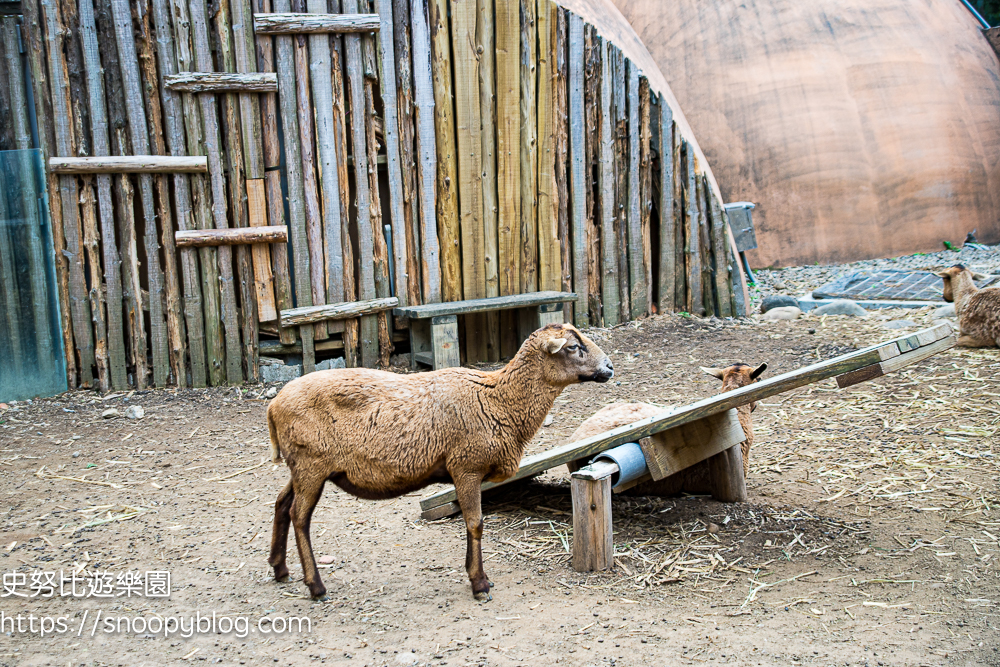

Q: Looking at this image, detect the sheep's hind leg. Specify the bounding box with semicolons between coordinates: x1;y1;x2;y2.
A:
291;472;328;599
269;481;295;582
455;475;492;602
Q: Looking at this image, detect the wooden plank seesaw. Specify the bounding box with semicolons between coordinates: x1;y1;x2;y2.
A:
417;323;957;568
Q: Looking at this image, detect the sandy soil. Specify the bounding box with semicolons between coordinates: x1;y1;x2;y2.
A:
1;307;998;666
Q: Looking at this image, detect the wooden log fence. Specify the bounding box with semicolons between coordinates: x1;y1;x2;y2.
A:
6;0;742;394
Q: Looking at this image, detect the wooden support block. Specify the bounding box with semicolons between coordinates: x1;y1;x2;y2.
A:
707;444;747;503
175;226;288;247
536;302;564;328
164;72;278;92
253;13;381;33
639;409;745;481
280;297;399;327
431;315;461;369
49;156;208;174
571;474;613;572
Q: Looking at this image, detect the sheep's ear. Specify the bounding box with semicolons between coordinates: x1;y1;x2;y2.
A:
751;362;768;379
972;271;990;280
700;366;726;380
544;338;567;354
933;271;951;278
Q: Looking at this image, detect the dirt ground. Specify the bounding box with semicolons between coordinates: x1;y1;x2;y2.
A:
1;307;998;666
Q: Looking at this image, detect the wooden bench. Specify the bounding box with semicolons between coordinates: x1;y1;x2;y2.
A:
417;322;957;570
393;291;578;370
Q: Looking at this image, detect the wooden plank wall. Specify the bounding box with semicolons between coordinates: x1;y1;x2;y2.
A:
11;0;741;392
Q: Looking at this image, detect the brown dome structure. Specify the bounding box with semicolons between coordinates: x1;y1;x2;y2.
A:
608;0;1000;267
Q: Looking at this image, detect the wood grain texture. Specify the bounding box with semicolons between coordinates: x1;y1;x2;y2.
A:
392;0;421;312
253;12;380;33
611;47;629;323
626;61;644;320
164;72;277;92
597;38;618;326
536;0;559;294
245;178;278;321
394;290;577;318
409;0;440;304
640;409;744;481
495;0;520;355
571;475;613;571
683;140;702;315
478;0;500;360
707;189;733;317
656;95;675;313
280;297;399;327
428;0;461;303
419;323;953;510
518;0;537;295
450;0;487;362
567;13;587;326
255;0;296;343
554;9;572;320
175;226;288;247
48;155;209;173
583;26;601;324
707;444;747;503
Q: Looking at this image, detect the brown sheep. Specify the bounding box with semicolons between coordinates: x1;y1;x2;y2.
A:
266;323;613;601
935;264;1000;348
699;363;768;477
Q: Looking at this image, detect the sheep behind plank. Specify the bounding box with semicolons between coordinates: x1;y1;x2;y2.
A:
935;264;1000;348
266;323;614;601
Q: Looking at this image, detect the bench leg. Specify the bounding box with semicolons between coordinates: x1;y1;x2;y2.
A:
431;315;461;370
571;475;613;572
536;302;564;328
409;318;432;369
518;303;565;343
708;443;747;503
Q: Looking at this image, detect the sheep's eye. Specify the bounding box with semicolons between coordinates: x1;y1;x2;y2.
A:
566;344;580;352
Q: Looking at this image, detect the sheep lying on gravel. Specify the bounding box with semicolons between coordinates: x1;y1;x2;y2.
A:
567;362;767;484
267;323;614;601
699;363;768;477
935;264;1000;348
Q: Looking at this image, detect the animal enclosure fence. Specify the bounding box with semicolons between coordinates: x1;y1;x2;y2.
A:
0;0;743;394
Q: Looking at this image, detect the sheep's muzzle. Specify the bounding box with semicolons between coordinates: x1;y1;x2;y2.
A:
581;360;615;383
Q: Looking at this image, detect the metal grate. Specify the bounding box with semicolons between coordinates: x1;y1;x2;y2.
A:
812;270;1000;302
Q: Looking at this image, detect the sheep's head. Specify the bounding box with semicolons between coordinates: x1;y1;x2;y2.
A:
700;363;767;411
934;264;988;302
528;323;614;387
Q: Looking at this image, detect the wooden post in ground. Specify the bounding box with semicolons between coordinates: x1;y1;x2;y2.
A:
519;0;537;297
684;141;702;316
597;38;618;326
707;444;747;503
567;14;587;327
571;465;614;572
478;0;500;360
583;27;601;325
656;94;674;314
554;9;571;319
272;0;316;373
495;0;520;355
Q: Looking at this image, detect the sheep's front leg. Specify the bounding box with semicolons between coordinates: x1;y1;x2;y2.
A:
455;474;492;601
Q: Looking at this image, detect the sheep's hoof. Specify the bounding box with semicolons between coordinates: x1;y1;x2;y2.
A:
311;592;329;602
274;574;290;583
473;590;492;602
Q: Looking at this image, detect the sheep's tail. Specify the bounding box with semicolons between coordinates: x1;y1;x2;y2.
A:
267;408;284;465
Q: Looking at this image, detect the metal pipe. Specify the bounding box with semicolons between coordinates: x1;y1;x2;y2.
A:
959;0;991;29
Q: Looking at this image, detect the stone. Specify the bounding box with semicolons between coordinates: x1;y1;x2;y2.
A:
933;303;956;318
125;405;145;420
261;363;303;383
882;319;917;330
811;299;868;317
761;306;802;321
72;451;80;458
771;280;786;290
315;357;347;371
101;408;119;419
316;555;335;565
760;294;799;313
265;387;278;399
543;414;554;427
707;523;720;535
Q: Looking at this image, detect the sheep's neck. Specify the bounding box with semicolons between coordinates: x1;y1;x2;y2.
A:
491;355;561;447
952;274;980;319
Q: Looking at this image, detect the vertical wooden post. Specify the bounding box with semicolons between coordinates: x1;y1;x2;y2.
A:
519;0;537;295
554;9;571;318
656;94;674;315
188;0;244;383
708;190;734;318
583;26;601;325
272;0;316;373
684;140;702;316
429;0;461;305
495;0;520;356
708;444;747;503
110;0;171;386
410;0;440;304
571;474;613;572
255;0;296;345
450;0;487;363
567;14;587;327
698;175;716;317
536;0;559;297
597;38;617;327
611;47;629;324
478;0;500;361
42;0;94;388
638;76;652;317
626;61;644;320
430;314;460;369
